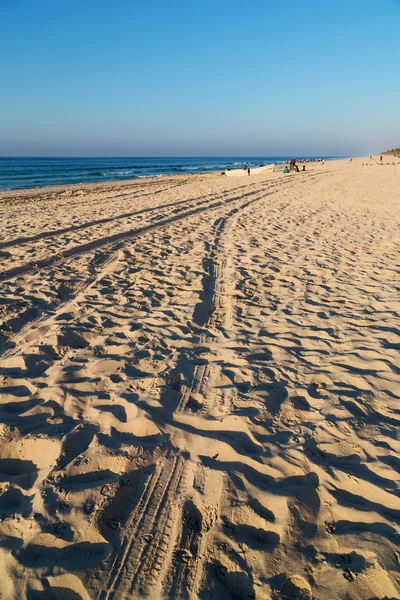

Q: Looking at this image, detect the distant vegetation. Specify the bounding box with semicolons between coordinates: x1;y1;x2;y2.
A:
383;148;400;157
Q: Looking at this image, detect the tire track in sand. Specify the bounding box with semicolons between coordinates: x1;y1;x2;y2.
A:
85;184;278;600
146;191;276;599
89;453;187;600
0;249;123;360
0;175;299;360
0;173;304;284
177;190;267;414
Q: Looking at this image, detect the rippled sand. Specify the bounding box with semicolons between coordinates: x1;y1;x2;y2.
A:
0;157;399;599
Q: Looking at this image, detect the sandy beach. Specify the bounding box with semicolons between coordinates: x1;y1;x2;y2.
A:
1;157;400;599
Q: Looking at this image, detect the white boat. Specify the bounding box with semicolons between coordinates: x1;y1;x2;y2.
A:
222;164;275;176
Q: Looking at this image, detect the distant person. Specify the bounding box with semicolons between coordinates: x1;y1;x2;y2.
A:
380;155;383;163
289;158;296;172
247;167;251;176
284;166;289;173
302;165;306;171
321;159;325;165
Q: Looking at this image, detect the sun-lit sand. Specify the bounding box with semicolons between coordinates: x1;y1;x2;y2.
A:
0;156;400;599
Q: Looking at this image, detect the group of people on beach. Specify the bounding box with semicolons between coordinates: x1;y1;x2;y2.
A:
283;157;326;174
283;159;306;174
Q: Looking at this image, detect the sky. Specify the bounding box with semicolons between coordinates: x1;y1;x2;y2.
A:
1;0;399;157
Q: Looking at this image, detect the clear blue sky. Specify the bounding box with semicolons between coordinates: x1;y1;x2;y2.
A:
1;0;399;156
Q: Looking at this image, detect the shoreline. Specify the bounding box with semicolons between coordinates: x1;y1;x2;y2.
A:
0;171;213;201
0;156;346;195
0;157;350;201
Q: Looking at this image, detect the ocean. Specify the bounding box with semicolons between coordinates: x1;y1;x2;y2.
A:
0;157;337;191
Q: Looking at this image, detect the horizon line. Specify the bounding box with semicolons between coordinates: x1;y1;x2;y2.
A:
0;154;349;159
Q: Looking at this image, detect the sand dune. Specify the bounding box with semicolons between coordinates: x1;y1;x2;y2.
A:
0;157;400;599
